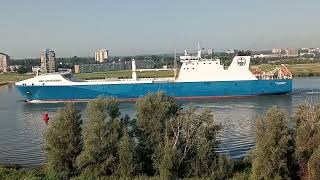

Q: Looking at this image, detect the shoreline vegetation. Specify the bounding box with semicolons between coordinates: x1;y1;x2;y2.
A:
1;63;320;84
1;92;320;179
0;73;33;85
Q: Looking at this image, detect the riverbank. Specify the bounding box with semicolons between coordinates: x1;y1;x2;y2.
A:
0;82;9;86
74;70;174;80
252;63;320;76
1;63;320;83
0;165;45;179
0;73;33;84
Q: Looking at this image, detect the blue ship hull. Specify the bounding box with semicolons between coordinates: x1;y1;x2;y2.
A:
16;79;292;102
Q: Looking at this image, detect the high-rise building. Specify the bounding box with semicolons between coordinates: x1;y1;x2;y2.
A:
285;48;299;56
40;48;56;73
0;53;10;73
95;49;109;63
272;48;282;54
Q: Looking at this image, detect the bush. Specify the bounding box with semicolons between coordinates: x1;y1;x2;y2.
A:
76;97;124;177
0;166;45;180
134;92;180;175
251;107;294;179
294;103;320;179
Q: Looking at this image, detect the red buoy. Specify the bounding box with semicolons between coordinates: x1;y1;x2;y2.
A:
42;113;49;122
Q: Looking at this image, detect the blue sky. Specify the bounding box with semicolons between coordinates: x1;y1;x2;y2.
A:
1;0;320;58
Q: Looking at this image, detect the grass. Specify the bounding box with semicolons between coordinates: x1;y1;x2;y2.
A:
75;70;174;80
1;63;320;84
0;73;34;84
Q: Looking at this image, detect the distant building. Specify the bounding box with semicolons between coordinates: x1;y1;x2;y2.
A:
299;52;315;57
32;66;41;74
272;48;282;54
58;68;72;73
225;49;235;54
9;65;20;72
40;49;56;73
74;65;80;74
253;54;282;58
95;49;109;63
285;48;299;56
307;48;320;53
0;53;10;73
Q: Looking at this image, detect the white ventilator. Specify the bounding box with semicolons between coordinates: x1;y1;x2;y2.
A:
131;59;137;80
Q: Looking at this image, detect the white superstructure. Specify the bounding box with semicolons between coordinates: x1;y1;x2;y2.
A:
177;49;256;82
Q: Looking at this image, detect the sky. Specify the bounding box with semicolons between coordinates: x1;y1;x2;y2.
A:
1;0;320;58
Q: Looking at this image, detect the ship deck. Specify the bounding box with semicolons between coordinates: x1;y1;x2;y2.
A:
84;77;176;83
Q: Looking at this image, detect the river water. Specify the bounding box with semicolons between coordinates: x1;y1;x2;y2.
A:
1;77;320;167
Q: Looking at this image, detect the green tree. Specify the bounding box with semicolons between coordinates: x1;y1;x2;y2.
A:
17;66;27;74
175;108;222;178
76;97;122;177
159;137;175;180
134;92;180;175
45;103;82;178
134;93;223;178
117;127;134;177
251;107;294;180
294;103;320;179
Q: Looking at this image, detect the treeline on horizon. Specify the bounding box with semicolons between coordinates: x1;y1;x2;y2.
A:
1;92;320;180
10;53;320;75
10;55;177;71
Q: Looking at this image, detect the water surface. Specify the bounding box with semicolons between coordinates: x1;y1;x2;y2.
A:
0;77;320;167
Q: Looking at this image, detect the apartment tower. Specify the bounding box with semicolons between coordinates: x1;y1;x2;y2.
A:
40;48;56;73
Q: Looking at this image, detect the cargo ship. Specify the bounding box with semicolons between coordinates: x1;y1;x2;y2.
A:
15;49;292;103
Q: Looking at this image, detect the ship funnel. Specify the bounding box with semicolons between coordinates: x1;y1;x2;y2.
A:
228;55;251;71
132;59;137;80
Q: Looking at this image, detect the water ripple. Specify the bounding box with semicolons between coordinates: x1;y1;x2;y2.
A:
1;78;320;167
